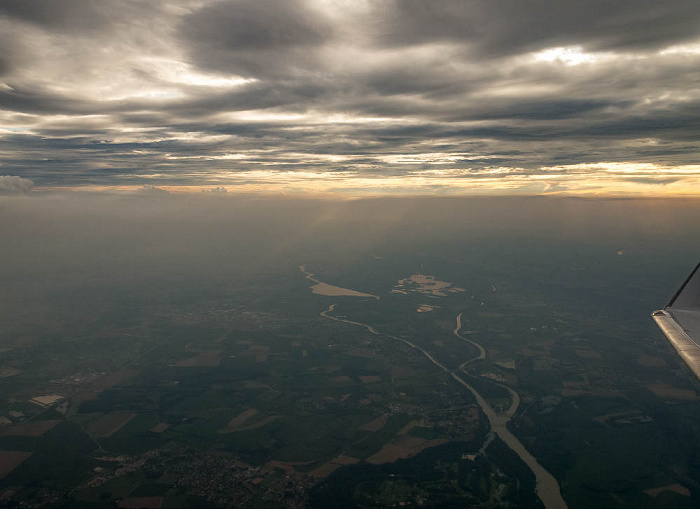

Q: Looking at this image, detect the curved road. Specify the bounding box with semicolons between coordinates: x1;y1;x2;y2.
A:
320;304;567;509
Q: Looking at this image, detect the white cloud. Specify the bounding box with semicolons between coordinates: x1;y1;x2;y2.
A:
0;175;34;194
139;184;169;196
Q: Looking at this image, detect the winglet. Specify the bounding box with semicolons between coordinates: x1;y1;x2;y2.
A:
652;309;700;380
653;262;700;381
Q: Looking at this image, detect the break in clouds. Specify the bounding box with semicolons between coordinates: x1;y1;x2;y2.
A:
1;0;700;195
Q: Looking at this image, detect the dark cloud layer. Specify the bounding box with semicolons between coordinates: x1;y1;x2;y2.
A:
0;0;109;31
0;0;699;194
181;0;333;77
380;0;700;54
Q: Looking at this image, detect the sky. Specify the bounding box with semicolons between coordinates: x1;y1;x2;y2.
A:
1;0;700;196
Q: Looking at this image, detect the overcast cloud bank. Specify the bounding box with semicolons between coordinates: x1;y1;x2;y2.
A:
0;1;699;195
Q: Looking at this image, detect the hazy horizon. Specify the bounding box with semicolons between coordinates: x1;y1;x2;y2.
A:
2;4;700;507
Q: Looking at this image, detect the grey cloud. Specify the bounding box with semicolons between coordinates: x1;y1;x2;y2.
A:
0;0;698;192
201;186;228;194
378;0;700;55
0;0;173;34
0;175;34;194
0;25;29;78
140;184;169;196
625;177;682;185
0;0;108;31
181;0;333;77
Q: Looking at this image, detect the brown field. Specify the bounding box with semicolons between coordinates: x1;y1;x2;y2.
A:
637;355;667;367
366;437;448;464
0;451;32;479
87;413;136;438
266;461;297;474
333;454;359;466
176;350;221;367
309;455;360;478
239;415;280;431
644;484;690;498
648;385;698;400
119;496;164;508
332;375;352;384
397;421;421;436
221;409;258;431
254;354;267;363
310;282;376;298
266;458;317;474
359;375;381;384
359;414;389;432
93;369;139;389
0;367;21;379
1;420;60;437
150;423;171;433
593;410;639;426
218;409;280;433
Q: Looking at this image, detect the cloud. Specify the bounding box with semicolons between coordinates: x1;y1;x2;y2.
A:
0;175;34;194
201;186;228;194
376;0;700;55
624;177;682;185
0;0;108;32
0;0;698;195
180;0;333;78
139;184;169;196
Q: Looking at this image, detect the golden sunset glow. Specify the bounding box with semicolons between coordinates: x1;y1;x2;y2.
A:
0;1;698;197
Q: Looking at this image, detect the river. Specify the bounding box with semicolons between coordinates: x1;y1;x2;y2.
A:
319;304;567;509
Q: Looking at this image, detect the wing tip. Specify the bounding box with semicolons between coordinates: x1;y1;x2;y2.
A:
652;310;700;381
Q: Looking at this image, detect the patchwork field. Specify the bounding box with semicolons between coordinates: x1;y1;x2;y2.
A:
87;413;137;438
176;350;222;367
0;451;32;479
366;436;449;464
1;420;60;437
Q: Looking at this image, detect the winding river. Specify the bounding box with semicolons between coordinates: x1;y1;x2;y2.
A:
319;304;567;509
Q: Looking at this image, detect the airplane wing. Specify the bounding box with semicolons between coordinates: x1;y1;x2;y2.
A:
652;262;700;380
